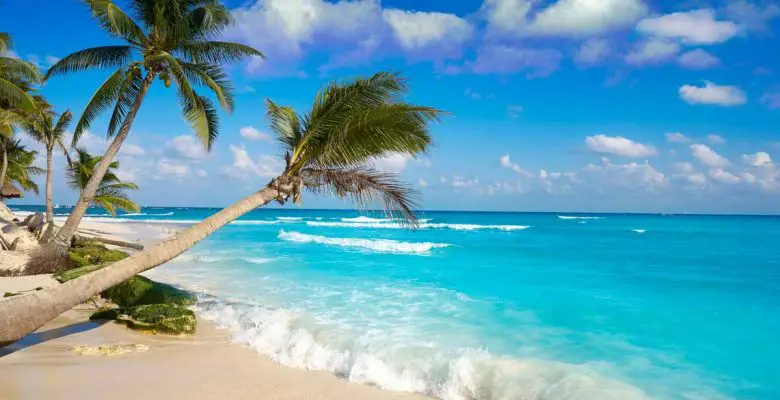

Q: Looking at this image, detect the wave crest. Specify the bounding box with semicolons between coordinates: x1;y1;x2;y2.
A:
558;216;605;220
307;221;529;231
278;230;450;254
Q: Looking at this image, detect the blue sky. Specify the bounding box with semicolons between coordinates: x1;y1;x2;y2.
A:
3;0;780;214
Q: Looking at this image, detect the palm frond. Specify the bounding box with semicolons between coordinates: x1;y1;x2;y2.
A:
67;147;139;215
85;0;147;45
72;67;126;145
52;110;73;138
0;77;37;111
178;59;233;111
302;167;420;225
266;99;303;151
177;41;263;64
0;57;42;84
45;46;134;79
106;68;144;138
187;3;233;39
0;33;11;54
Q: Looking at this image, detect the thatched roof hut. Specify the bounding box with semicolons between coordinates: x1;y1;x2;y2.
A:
1;183;22;199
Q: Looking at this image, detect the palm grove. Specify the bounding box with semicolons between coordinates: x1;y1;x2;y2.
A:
0;0;443;346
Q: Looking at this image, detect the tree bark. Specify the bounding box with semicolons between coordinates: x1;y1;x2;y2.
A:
45;147;53;222
0;137;8;204
47;71;156;250
0;183;287;346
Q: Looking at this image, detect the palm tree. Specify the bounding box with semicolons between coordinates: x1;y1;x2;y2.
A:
25;108;73;221
68;148;140;215
42;0;262;254
0;138;44;195
0;72;444;346
0;33;41;112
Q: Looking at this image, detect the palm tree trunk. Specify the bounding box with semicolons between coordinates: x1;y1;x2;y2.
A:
0;183;287;346
45;147;53;222
46;71;156;250
0;137;7;204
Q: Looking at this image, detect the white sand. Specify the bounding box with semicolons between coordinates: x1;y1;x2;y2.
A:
0;214;427;400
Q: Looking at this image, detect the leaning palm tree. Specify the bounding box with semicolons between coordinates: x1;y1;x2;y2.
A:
42;0;262;255
0;33;41;112
0;72;444;346
25;107;73;221
0;138;44;195
68;148;140;216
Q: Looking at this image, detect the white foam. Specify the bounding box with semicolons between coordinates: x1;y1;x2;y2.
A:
558;215;605;220
307;221;530;231
631;229;647;234
122;211;175;216
276;217;303;221
341;216;388;223
76;216;281;226
195;299;652;400
245;257;274;265
278;230;450;254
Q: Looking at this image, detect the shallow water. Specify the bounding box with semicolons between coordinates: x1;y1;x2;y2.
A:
14;206;780;399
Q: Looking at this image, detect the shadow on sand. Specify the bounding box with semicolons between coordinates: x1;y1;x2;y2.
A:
0;320;107;357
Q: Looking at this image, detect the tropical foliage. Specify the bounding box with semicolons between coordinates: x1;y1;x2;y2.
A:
67;148;139;215
44;0;262;249
25;105;73;220
0;138;44;194
0;33;41;112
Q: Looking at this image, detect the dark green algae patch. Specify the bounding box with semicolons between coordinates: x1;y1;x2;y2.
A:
57;242;197;335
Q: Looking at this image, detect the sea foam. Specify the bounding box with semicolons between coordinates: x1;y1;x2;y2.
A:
307;221;530;231
278;230;450;254
558;215;605;220
195;298;652;400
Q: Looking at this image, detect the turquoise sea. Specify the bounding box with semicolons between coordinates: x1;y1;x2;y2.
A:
12;205;780;399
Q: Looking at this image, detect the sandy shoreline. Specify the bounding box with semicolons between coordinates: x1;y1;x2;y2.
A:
0;217;426;400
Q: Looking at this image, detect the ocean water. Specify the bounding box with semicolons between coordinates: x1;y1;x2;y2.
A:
12;206;780;399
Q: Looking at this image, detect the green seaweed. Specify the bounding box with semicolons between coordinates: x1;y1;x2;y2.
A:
68;242;129;268
124;304;196;334
89;307;121;321
102;275;196;307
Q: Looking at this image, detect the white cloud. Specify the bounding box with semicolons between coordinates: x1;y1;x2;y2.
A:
585;134;658;158
465;44;563;78
196;169;208;177
120;144;146;156
382;9;473;51
637;9;739;45
529;0;647;36
708;168;741;184
464;88;482;100
500;154;533;177
588;158;666;189
441;175;479;189
691;144;730;168
679;81;747;106
762;92;780;110
481;0;533;34
507;105;524;118
239;126;271;141
666;132;691;143
625;39;680;65
166;135;207;159
575;38;611;65
222;145;283;181
707;134;726;145
372;153;411;173
678;49;720;69
156;159;190;178
418;178;428;188
723;0;780;32
675;162;696;174
742;152;773;167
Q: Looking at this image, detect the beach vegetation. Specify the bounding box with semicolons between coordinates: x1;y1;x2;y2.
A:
67;148;140;216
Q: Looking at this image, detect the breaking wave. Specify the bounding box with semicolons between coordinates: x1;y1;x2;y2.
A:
122;211;175;216
195;298;651;400
558;215;605;220
631;229;647;234
307;221;530;231
276;217;303;221
278;230;450;254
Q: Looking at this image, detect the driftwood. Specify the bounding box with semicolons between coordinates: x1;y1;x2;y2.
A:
73;235;144;251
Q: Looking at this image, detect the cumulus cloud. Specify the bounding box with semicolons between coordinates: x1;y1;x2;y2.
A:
708;134;726;145
483;0;647;37
418;178;428;188
500;154;534;177
120;144;146;156
587;158;666;189
156;159;190;178
382;9;472;55
673;162;707;187
723;0;780;32
507;105;524;118
221;145;283;181
464;44;562;78
625;39;680;66
691;144;730;168
166;135;207;159
196;169;208;177
575;38;611;66
636;9;739;45
585;135;658;158
678;49;720;69
666;132;691;143
708;168;741;184
743;152;773;167
372;152;411;173
239;126;271;141
441;175;479;189
761;92;780;110
679;81;747;106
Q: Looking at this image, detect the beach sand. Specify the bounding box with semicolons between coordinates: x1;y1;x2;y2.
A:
0;218;427;400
